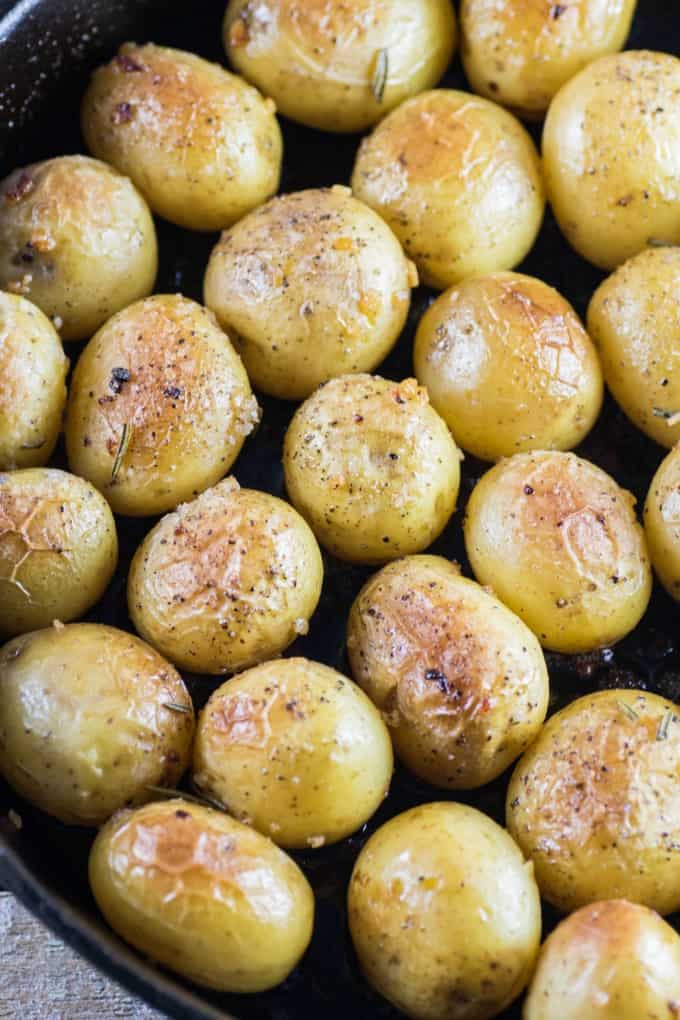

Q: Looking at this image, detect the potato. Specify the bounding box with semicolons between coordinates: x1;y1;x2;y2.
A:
0;292;68;470
464;451;652;653
82;43;282;231
351;89;545;290
223;0;457;134
347;555;549;790
204;186;417;401
0;623;193;825
0;468;118;637
644;444;680;601
193;657;393;848
524;899;680;1020
414;272;603;461
283;374;460;563
89;799;313;992
128;478;323;675
66;295;258;517
0;155;157;341
543;51;680;270
348;802;541;1020
587;247;680;449
460;0;636;120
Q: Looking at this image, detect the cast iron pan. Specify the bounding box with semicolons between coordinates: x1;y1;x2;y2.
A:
0;2;678;1017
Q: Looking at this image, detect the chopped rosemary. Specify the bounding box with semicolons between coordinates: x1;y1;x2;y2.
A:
20;438;45;450
657;710;674;741
145;784;228;814
163;702;192;714
371;48;389;103
648;238;676;247
111;422;132;483
653;407;680;419
617;700;639;722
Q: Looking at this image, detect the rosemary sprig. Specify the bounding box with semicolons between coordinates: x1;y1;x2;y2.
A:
371;48;389;103
617;700;639;722
145;785;227;813
163;702;192;715
111;422;132;483
657;710;674;741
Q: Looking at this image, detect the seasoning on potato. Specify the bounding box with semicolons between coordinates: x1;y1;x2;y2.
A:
89;798;313;991
414;272;603;460
0;623;194;825
66;294;259;517
82;43;282;231
644;444;680;602
351;89;545;290
0;155;157;341
283;373;461;563
348;801;541;1020
464;450;652;653
128;478;323;675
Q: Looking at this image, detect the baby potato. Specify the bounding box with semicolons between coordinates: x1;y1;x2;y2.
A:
461;0;636;120
464;451;652;653
644;445;680;601
351;89;545;290
347;555;549;789
0;292;68;470
0;155;157;341
524;899;680;1020
348;802;541;1020
193;657;393;848
0;468;117;637
0;623;193;825
283;374;460;563
414;272;603;460
128;478;323;675
66;295;258;517
507;690;680;915
90;799;313;992
223;0;456;134
204;186;417;401
587;247;680;449
82;43;282;231
543;51;680;270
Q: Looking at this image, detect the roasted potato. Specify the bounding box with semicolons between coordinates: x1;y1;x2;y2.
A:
204;186;417;400
82;43;282;231
0;155;157;341
66;295;258;517
351;89;545;289
644;444;680;601
0;623;193;825
348;801;541;1020
414;272;603;460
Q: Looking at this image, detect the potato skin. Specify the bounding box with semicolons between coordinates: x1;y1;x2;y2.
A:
89;799;313;992
0;469;118;637
66;295;258;517
204;186;416;401
351;89;545;290
464;451;652;653
348;802;541;1020
644;445;680;601
414;272;603;461
0;293;68;470
543;51;680;270
283;374;460;563
587;247;680;449
0;156;157;341
193;657;393;848
82;43;282;231
0;623;193;825
524;899;680;1020
128;478;323;675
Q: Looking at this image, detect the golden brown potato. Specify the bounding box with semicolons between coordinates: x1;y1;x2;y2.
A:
89;799;313;991
348;802;542;1020
587;247;680;449
0;468;118;638
283;374;461;563
0;292;68;470
644;444;680;601
351;89;545;290
193;657;393;848
543;51;680;269
204;186;417;401
507;690;680;915
128;478;323;675
66;295;258;517
414;272;603;460
0;623;193;825
347;555;549;789
223;0;457;133
464;451;652;653
82;43;282;231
